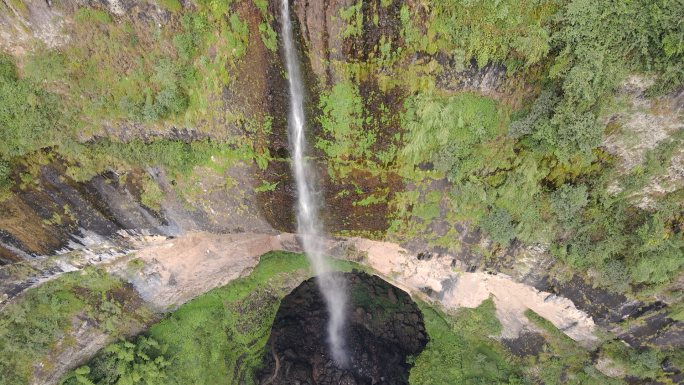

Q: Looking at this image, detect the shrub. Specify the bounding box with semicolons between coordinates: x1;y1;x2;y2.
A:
173;33;198;61
401;92;503;178
603;340;662;379
74;8;112;24
93;10;113;24
61;337;170;385
480;208;516;246
629;215;684;284
259;22;278;52
410;298;520;384
508;88;558;139
0;157;11;190
224;13;250;60
316;80;367;159
418;0;557;68
549;184;588;224
646;64;684;97
0;268;124;385
156;87;187;114
598;259;630;293
141;93;166;122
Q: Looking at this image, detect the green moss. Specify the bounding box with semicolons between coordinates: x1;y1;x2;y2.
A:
160;0;181;11
140;174;166;211
74;8;112;23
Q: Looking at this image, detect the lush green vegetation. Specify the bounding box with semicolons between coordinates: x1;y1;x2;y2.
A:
60;337;171;385
2;0;684;383
378;0;684;300
403;0;560;69
59;251;363;384
0;54;61;190
410;298;524;383
0;265;154;385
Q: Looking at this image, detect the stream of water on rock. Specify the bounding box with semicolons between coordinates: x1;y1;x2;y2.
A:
280;0;349;366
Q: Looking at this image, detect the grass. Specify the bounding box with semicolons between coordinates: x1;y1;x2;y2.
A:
160;0;182;11
140;174;166;211
409;297;523;384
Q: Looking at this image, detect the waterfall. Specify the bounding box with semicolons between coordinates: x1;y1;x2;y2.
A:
280;0;349;365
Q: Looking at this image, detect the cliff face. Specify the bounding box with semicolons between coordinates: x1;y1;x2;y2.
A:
2;0;684;382
0;0;519;260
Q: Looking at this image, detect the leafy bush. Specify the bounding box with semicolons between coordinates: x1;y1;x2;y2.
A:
513;0;684;163
173;13;209;62
0;54;17;81
524;309;621;384
258;22;278;52
451;296;503;337
549;184;588;224
223;13;250;60
602;340;662;379
629;214;684;284
508;88;559;139
403;0;558;68
173;33;198;62
316;80;368;160
401;92;503;178
23;50;67;83
598;259;630;293
480;209;517;246
61;337;170;385
74;8;112;24
646;64;684;97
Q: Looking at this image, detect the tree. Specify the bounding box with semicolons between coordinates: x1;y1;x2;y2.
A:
480;208;516;246
549;184;588;224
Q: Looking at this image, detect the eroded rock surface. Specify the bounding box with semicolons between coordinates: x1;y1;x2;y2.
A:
6;230;684;383
335;238;598;344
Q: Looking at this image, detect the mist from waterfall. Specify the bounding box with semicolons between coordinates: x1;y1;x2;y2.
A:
280;0;349;366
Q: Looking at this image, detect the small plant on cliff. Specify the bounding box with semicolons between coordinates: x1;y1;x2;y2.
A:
0;157;11;190
140;174;166;211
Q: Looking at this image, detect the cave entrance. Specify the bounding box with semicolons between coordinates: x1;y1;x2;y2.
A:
257;269;428;385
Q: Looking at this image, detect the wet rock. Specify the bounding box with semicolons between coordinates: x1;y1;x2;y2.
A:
257;271;427;384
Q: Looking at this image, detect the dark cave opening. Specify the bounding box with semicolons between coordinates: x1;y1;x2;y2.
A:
257;270;428;385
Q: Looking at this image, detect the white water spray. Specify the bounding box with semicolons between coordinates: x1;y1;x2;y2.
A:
280;0;348;365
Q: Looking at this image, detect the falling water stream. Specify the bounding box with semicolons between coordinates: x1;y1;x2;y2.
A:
280;0;349;365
